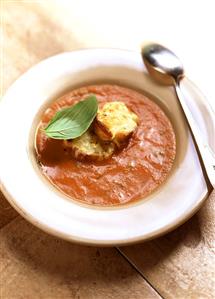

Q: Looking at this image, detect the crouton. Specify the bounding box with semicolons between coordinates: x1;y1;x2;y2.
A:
94;101;138;147
64;130;115;161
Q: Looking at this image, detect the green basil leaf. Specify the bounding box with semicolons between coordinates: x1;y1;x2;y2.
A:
44;95;98;140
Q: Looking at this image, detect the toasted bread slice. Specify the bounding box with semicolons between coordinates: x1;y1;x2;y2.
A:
64;130;115;161
94;102;138;147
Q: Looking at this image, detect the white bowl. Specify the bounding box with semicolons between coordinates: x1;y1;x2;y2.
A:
0;49;214;245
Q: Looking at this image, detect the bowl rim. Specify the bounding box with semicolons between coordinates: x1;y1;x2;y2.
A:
0;179;211;246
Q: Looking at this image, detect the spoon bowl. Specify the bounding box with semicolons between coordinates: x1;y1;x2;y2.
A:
142;44;184;85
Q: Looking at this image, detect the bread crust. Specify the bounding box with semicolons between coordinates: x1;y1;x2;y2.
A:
94;102;138;147
63;130;115;161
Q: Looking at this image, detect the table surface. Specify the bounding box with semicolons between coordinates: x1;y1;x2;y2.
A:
0;1;214;298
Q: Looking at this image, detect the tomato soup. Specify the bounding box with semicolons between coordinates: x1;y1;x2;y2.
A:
36;85;176;206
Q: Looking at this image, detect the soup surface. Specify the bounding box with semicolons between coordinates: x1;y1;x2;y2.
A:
36;85;176;206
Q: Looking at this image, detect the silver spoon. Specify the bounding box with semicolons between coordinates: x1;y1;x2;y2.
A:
142;43;215;189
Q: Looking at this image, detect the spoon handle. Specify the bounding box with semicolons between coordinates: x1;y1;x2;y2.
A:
175;83;215;189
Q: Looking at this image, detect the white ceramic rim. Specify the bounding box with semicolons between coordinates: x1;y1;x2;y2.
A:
0;48;214;246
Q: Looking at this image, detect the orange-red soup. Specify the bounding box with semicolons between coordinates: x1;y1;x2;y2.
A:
36;85;176;206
